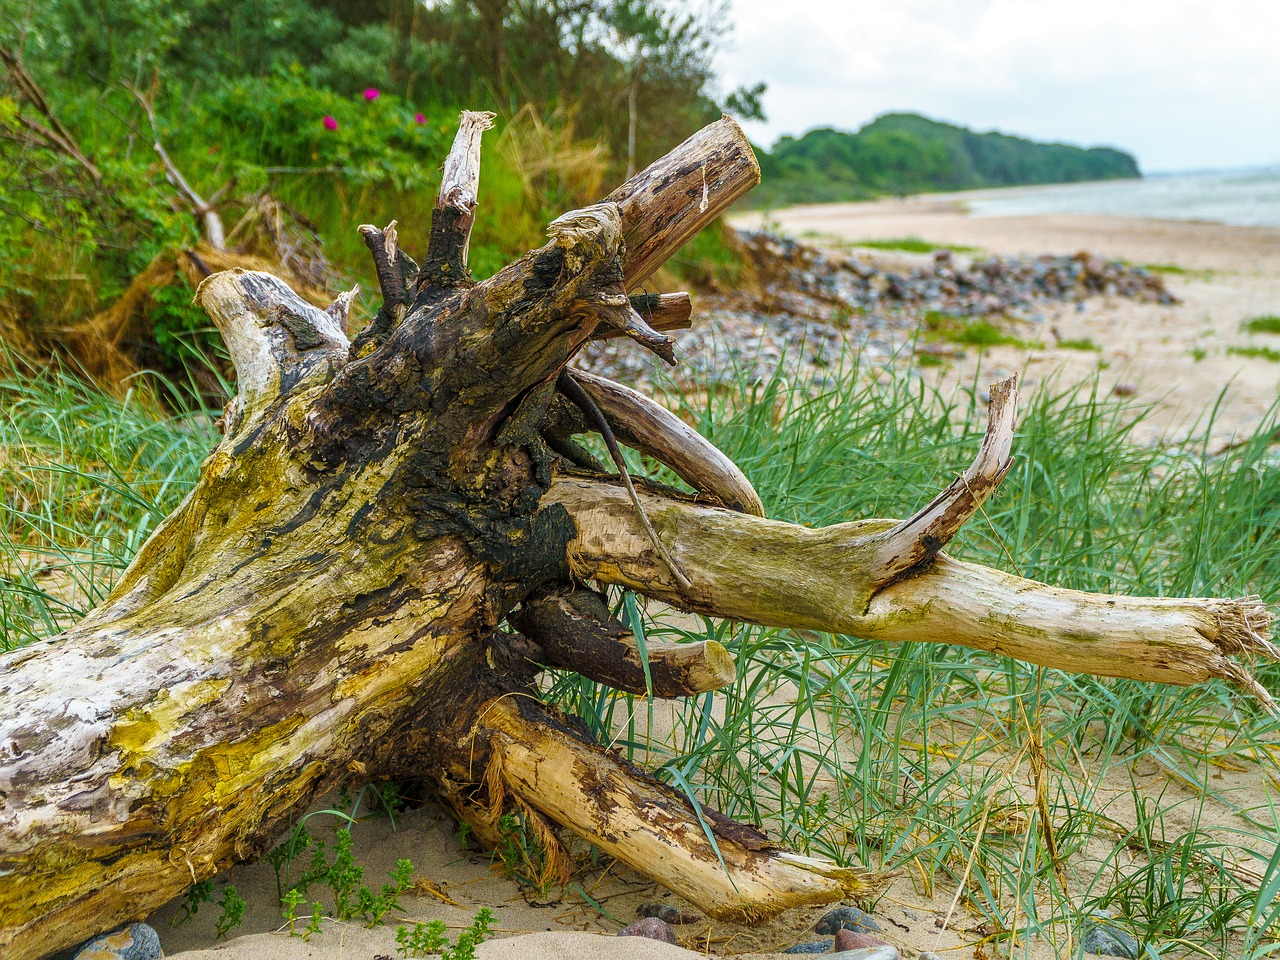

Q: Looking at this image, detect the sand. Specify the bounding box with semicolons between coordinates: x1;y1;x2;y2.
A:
143;201;1279;960
733;198;1280;449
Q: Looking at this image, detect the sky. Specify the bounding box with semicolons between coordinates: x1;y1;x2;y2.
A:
714;0;1280;173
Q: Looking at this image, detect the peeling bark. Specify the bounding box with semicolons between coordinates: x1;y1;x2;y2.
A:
0;111;1274;960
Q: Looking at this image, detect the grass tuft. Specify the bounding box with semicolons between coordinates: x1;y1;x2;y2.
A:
1228;345;1280;363
1242;315;1280;336
852;236;981;255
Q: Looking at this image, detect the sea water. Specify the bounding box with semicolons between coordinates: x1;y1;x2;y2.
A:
961;166;1280;228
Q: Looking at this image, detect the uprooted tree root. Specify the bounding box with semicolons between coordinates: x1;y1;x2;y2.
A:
0;112;1274;960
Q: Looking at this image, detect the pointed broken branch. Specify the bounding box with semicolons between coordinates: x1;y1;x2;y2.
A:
418;110;496;295
870;374;1018;582
592;293;693;341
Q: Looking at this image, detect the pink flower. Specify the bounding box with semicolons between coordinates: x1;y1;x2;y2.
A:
322;116;338;131
363;88;380;101
414;113;426;124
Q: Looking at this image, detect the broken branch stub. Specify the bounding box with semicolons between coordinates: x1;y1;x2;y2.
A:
606;115;761;289
513;586;736;697
418;110;496;295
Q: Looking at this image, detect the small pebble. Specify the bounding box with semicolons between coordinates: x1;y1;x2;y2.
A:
830;947;899;960
618;917;677;944
1112;382;1137;397
1082;920;1141;958
71;923;163;960
816;904;882;934
637;901;702;924
784;940;834;954
834;928;892;951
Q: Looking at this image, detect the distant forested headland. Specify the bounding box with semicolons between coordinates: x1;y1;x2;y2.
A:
750;113;1140;207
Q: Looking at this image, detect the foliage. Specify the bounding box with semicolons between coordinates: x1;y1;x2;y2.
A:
751;112;1140;207
846;236;980;255
214;885;246;939
921;311;1041;350
396;907;495;960
1242;315;1280;336
1228;345;1280;363
264;819;416;928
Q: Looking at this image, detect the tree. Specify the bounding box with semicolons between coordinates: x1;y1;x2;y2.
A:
0;113;1274;960
603;0;724;177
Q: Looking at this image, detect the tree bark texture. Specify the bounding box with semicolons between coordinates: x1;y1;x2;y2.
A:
0;114;1274;959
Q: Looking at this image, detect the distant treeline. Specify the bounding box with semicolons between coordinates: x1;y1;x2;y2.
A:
751;113;1140;207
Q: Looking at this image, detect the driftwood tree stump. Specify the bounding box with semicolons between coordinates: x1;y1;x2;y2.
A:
1;113;1276;959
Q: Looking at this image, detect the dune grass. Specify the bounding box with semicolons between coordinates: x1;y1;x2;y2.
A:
3;352;1279;956
1228;345;1280;363
1242;316;1280;336
851;237;981;255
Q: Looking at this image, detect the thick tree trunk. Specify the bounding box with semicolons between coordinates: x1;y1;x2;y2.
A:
0;114;1274;959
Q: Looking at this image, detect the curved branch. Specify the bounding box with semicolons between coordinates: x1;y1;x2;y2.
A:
544;476;1278;708
512;587;736;697
478;698;891;922
194;269;349;435
870;374;1018;580
570;369;765;516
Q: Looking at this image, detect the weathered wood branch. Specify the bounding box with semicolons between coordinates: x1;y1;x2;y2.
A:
129;84;225;249
870;373;1018;581
592;293;693;340
546;475;1277;708
476;698;891;921
606;116;760;289
569;369;764;516
512;586;736;697
195;269;349;436
418;110;496;296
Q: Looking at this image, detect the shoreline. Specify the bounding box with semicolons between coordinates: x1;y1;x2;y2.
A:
731;202;1280;448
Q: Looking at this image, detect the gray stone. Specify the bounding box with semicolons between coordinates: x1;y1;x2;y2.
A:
1082;920;1141;958
816;904;881;934
784;940;835;954
834;929;891;951
830;948;900;960
618;917;677;945
71;923;163;960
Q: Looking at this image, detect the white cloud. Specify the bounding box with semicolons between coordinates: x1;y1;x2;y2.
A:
716;0;1280;170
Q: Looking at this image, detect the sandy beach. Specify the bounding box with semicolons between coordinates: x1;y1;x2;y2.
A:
132;200;1279;960
734;197;1280;448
